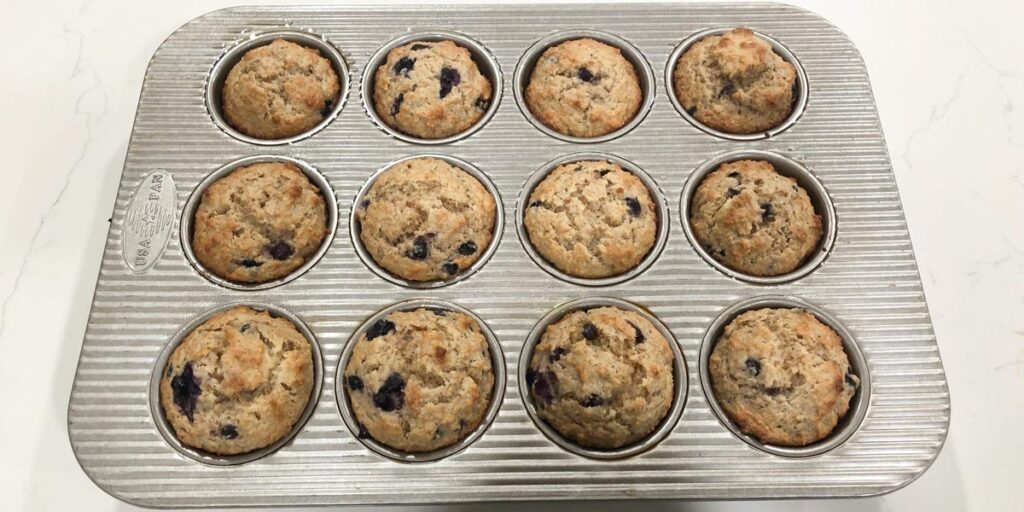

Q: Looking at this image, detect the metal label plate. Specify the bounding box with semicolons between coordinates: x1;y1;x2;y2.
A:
122;170;175;273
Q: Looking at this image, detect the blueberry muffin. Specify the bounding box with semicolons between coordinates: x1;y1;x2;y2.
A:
673;28;797;134
373;40;493;139
524;160;657;279
709;307;860;446
343;308;495;453
222;39;341;139
355;157;496;282
192;161;329;284
525;38;642;138
160;306;315;455
689;159;822;277
526;306;675;450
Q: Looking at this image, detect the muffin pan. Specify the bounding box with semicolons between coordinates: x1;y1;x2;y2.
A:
68;3;949;507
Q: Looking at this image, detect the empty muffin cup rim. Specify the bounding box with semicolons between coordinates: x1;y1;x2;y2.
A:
179;154;339;291
334;298;508;463
513;29;657;144
148;301;325;466
349;154;504;289
698;295;871;458
517;297;688;460
205;29;351;145
665;27;809;141
361;30;503;145
516;152;670;287
679;149;837;285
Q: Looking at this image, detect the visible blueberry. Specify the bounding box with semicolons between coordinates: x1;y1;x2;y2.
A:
844;372;858;387
347;375;364;391
239;323;251;333
439;67;461;98
441;262;459;275
550;347;568;362
791;81;799;106
580;394;603;407
360;199;371;209
726;188;740;198
390;93;404;116
766;386;783;396
357;423;371;439
727;171;741;179
410;43;431;51
760;202;775;221
530;370;555;403
599;169;613;177
718;83;735;98
581;322;598;341
577;67;595;82
428;307;448;316
319;98;333;118
745;357;761;377
457;241;477;256
528;200;543;208
686;106;697;116
406;236;429;260
237;258;262;268
366;319;396;340
627;321;645;344
525;368;538;387
625;197;642;217
475;97;490;111
372;373;406;412
170;362;201;423
219;425;239;439
267;241;294;261
393;56;415;76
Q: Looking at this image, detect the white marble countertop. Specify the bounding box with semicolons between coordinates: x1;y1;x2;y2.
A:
1;0;1021;510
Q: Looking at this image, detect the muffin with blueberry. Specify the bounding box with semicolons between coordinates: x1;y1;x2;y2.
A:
373;40;493;139
222;39;341;139
526;306;674;450
160;306;315;455
343;307;495;453
191;161;329;284
355;157;496;282
672;28;797;134
709;307;860;446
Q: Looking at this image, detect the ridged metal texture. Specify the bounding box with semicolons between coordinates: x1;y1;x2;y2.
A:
68;3;950;507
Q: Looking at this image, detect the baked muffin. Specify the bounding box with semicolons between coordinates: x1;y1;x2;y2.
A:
689;159;822;277
222;39;341;139
709;307;860;446
526;306;674;450
160;306;315;455
192;161;329;284
355;157;496;282
343;307;495;453
673;28;797;134
524;160;657;279
373;40;493;139
525;38;642;138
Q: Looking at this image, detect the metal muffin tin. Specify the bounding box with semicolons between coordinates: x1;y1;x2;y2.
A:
68;3;950;507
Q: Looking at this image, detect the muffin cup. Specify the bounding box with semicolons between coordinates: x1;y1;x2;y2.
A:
148;301;324;466
361;30;503;145
335;299;507;462
350;154;504;289
179;155;338;291
516;152;670;286
518;297;687;460
665;27;809;141
513;29;656;144
205;29;351;145
698;295;871;458
680;149;836;284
